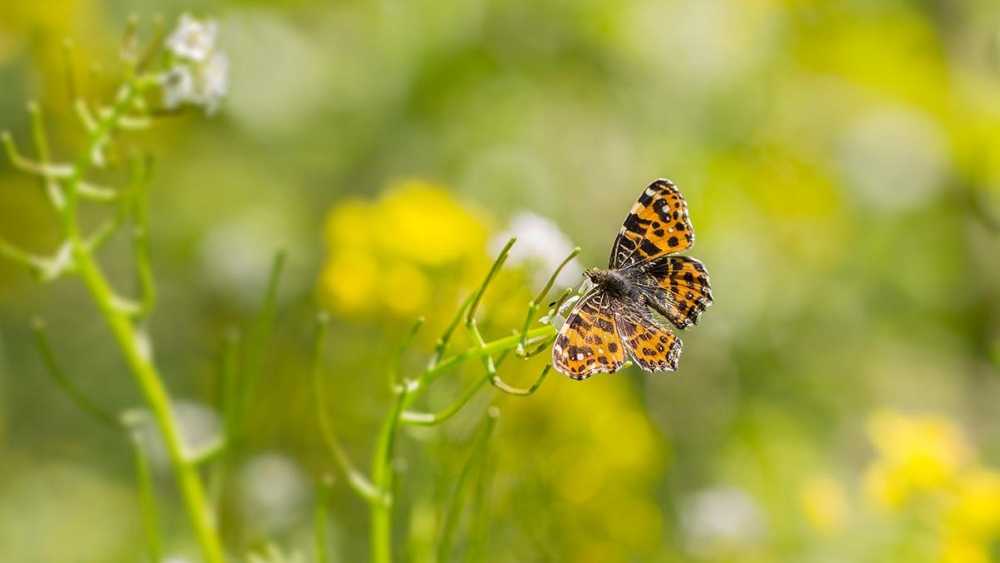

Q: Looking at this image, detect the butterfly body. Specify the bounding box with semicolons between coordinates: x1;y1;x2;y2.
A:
585;268;641;302
552;179;713;379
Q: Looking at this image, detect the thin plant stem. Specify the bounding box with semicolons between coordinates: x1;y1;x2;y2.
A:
370;383;411;563
314;476;333;563
532;247;580;308
388;316;424;390
519;247;579;354
311;313;380;501
0;131;73;179
0;234;45;276
414;324;555;395
208;328;240;511
465;237;515;326
490;364;551;397
437;407;499;562
237;250;286;433
428;237;515;370
219;329;242;450
467;320;551;397
400;374;489;426
71;252;224;562
85;200;130;253
137;16;166;73
59;79;225;563
61;39;80;105
130;427;163;563
467;452;493;563
428;291;476;370
31;319;117;427
27;102;66;211
131;157;156;317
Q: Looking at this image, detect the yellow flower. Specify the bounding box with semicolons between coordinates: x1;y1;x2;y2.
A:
319;179;489;320
374;180;487;267
380;262;431;317
324;198;373;249
864;409;973;509
320;249;379;315
940;534;990;563
800;475;848;536
946;468;1000;540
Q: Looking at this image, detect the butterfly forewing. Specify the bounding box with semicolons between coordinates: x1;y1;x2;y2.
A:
552;289;626;379
609;179;695;269
630;256;714;330
613;298;682;372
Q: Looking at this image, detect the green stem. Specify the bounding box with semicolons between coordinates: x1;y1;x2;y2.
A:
400;375;489;426
31;319;117;427
311;313;380;501
238;251;286;430
130;428;163;563
73;253;224;562
61;79;225;563
414;324;555;395
437;408;499;562
314;477;333;563
370;384;411;563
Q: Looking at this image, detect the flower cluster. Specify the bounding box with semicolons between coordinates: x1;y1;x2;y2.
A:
162;13;229;115
319;178;583;329
320;179;489;318
862;410;1000;563
792;410;1000;562
864;409;974;509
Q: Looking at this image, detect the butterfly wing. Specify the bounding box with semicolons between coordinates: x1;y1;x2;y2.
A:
614;298;682;372
629;256;714;330
552;289;627;379
608;179;695;270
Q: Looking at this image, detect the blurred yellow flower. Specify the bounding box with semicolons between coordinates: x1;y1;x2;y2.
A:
946;468;1000;541
799;475;848;536
324;198;373;249
380;262;431;317
940;535;990;563
863;409;973;509
374;180;487;267
320;179;488;318
320;249;379;315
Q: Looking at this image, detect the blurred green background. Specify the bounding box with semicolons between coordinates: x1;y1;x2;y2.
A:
3;0;1000;561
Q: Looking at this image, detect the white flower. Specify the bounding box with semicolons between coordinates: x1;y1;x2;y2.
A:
240;453;310;535
681;485;765;557
166;13;218;62
490;211;581;292
198;51;229;115
162;14;229;115
162;65;196;110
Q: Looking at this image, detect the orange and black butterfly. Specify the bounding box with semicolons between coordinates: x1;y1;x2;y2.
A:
552;179;713;379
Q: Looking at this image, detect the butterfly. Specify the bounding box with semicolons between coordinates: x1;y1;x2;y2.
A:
552;179;713;379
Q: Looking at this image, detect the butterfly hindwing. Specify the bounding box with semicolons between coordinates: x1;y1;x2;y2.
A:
613;298;682;372
628;256;714;330
552;289;626;379
609;179;695;270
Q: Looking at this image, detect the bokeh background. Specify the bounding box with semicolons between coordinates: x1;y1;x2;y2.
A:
2;0;1000;561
